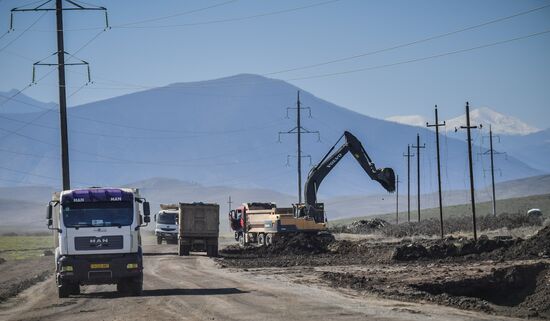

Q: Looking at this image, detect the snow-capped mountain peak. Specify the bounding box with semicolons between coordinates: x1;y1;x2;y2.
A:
445;107;540;136
386;107;539;136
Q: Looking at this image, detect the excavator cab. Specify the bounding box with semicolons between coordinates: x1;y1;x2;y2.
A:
293;203;326;223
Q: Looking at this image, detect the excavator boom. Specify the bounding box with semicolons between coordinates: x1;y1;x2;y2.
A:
301;131;395;222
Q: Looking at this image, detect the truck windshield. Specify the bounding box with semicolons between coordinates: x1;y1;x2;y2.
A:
158;213;177;225
62;202;133;227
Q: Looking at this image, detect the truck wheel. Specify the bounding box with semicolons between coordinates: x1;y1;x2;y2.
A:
157;236;162;244
129;275;143;296
179;244;190;256
70;283;80;295
238;234;245;248
265;233;273;246
258;233;266;247
207;244;218;257
58;281;71;298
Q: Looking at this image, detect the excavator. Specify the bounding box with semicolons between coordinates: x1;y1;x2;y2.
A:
297;130;395;224
229;131;395;246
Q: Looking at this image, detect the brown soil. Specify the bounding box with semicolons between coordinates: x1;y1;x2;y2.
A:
218;226;550;319
0;256;53;302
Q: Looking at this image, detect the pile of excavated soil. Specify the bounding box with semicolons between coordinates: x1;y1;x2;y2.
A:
218;236;396;268
322;262;550;319
392;235;519;261
502;225;550;259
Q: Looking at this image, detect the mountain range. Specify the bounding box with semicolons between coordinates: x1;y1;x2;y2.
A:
386;107;540;136
0;74;545;198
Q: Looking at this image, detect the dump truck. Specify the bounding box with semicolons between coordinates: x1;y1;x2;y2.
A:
230;131;395;247
154;207;178;244
229;202;327;246
47;187;151;298
160;203;220;257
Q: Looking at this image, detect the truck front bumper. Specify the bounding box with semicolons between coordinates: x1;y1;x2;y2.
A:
57;251;143;285
155;231;178;239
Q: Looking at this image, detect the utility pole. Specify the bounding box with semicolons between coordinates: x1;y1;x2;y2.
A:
479;125;506;217
412;134;425;222
403;146;415;222
456;102;481;241
56;0;70;190
279;91;320;203
11;1;108;190
395;175;401;224
427;105;446;238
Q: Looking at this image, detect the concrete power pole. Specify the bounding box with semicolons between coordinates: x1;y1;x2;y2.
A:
427;105;446;238
403;146;415;222
279;91;320;204
412;134;425;222
456;102;481;241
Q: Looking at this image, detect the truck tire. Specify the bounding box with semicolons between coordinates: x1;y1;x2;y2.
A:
157;236;162;244
70;283;80;295
238;234;245;248
129;275;143;296
265;233;273;246
207;243;218;257
179;244;191;256
58;281;71;298
258;233;266;247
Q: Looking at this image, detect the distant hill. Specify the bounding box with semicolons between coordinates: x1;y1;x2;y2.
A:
0;74;543;198
1;174;549;234
332;193;550;227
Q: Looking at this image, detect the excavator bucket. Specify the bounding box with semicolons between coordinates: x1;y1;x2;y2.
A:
375;168;396;192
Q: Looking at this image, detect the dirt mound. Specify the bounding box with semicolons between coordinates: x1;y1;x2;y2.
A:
392;235;519;261
378;213;543;238
503;225;550;259
219;233;335;257
413;263;549;318
347;219;388;234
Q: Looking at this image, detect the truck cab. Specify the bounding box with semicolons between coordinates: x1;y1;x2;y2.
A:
154;209;178;244
47;188;150;298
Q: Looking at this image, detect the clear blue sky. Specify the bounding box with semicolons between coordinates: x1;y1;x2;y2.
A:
1;0;549;128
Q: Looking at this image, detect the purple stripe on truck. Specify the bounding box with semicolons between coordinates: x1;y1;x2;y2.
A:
61;188;133;204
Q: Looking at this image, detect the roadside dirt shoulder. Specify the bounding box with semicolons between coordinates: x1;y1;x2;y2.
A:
0;257;53;302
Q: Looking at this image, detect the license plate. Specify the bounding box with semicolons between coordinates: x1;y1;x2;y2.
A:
90;263;109;269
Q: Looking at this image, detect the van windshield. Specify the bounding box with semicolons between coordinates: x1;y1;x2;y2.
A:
158;213;177;225
62;201;133;227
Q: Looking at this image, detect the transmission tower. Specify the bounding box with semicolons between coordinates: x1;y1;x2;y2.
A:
455;102;482;241
278;91;320;203
479;125;506;217
10;0;109;190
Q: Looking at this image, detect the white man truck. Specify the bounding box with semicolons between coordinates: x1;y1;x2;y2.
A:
47;188;151;298
154;207;178;244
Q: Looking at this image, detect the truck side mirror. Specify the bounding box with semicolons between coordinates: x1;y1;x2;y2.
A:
154;214;157;222
46;204;53;227
143;202;150;223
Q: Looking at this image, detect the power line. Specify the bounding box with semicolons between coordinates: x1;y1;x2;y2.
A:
0;11;47;53
264;3;550;76
115;0;239;27
287;29;550;81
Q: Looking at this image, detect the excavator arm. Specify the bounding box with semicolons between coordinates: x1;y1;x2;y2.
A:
301;131;395;222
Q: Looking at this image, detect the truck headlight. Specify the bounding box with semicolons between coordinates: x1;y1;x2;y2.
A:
126;263;138;269
61;265;73;272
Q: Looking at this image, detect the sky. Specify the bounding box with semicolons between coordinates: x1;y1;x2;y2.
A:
0;0;549;128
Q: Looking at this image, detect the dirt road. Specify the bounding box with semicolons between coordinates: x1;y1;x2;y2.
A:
0;243;524;321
